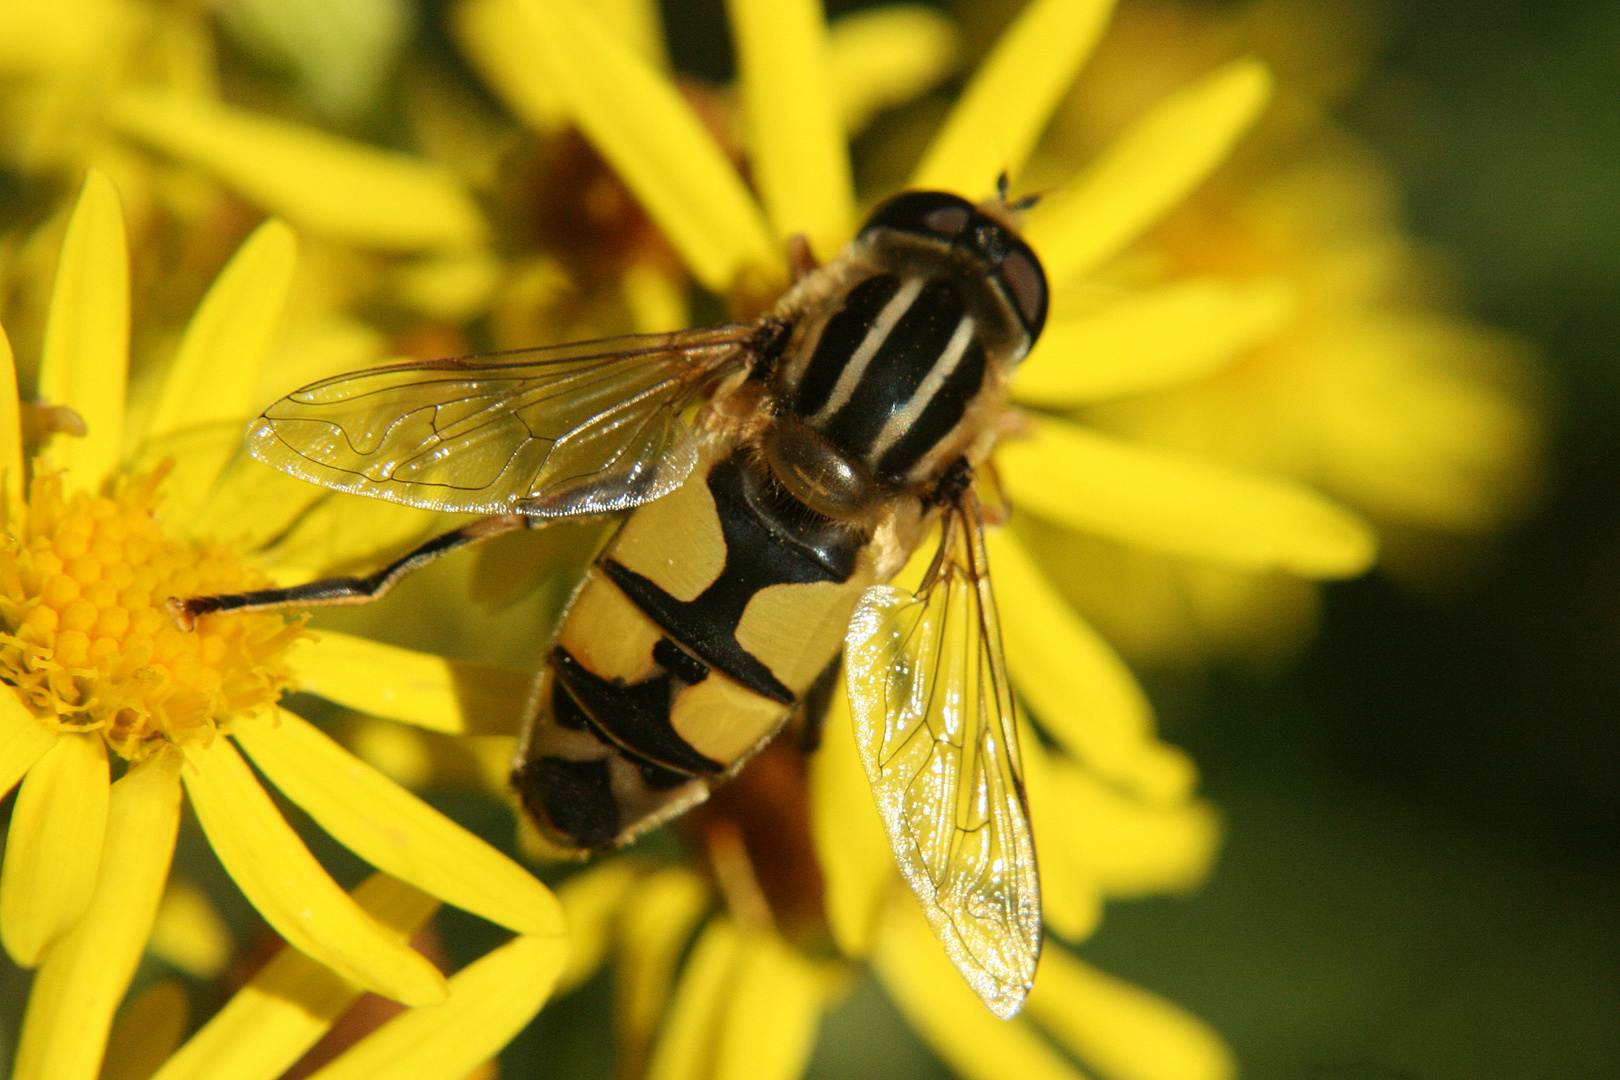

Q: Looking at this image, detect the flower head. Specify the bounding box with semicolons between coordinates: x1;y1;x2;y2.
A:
0;170;562;1080
0;465;303;756
1016;0;1543;667
345;0;1331;1076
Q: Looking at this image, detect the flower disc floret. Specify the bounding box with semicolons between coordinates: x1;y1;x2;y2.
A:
0;467;305;757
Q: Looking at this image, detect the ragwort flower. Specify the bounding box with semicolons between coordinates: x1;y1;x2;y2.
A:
37;0;960;365
0;170;562;1080
115;1;1382;1076
1014;0;1543;666
313;0;1366;1077
0;0;499;451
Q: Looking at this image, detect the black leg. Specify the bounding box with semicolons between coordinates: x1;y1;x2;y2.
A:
168;513;537;629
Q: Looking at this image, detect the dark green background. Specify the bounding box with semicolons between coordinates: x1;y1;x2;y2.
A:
1153;3;1620;1076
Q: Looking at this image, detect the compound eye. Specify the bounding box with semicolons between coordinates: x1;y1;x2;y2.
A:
859;191;974;241
997;242;1048;341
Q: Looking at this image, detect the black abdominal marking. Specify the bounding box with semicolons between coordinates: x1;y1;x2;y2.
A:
516;756;619;849
552;647;724;776
603;454;862;706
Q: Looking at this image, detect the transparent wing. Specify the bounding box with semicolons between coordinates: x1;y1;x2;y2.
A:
246;326;756;517
845;495;1041;1018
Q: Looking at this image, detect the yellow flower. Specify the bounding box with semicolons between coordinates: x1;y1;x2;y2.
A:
0;0;483;257
101;1;1403;1076
0;170;562;1080
0;0;499;445
455;0;964;343
1013;0;1543;667
0;0;213;197
318;0;1371;1077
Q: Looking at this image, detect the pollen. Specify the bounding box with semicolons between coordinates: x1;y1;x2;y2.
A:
0;467;306;759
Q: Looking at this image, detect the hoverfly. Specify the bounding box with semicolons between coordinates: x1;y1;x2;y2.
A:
176;188;1048;1017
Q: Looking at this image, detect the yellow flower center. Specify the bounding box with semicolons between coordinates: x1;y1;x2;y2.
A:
0;466;305;758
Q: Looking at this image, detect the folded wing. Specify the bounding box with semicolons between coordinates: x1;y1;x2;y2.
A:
845;496;1041;1018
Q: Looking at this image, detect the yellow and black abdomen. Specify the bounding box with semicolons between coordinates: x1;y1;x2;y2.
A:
513;449;872;850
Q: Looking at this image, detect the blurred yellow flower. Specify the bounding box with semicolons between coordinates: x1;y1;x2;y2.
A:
1015;0;1544;667
0;0;498;452
0;171;562;1080
0;0;216;211
0;0;969;445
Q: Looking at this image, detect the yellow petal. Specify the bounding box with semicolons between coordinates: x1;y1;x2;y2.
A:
392;248;502;321
233;707;560;936
346;720;514;795
148;877;233;979
146;218;297;442
524;0;781;292
101;980;190;1080
455;0;562;127
623;259;691;334
0;321;24;493
713;932;826;1080
234;486;442;583
151;874;439;1080
1013;278;1296;406
1026;59;1272;286
874;896;1083;1080
645;917;739;1080
616;867;712;1068
997;415;1377;577
827;5;959;135
554;858;646;995
600;0;668;67
0;692;56;800
728;0;853;259
0;1;116;71
985;529;1194;803
108;91;486;253
10;749;181;1080
457;0;666;131
1307;324;1539;532
809;685;894;958
1016;718;1100;942
128;422;250;528
910;0;1114;197
38;168;128;487
181;735;448;1006
289;631;532;736
1043;757;1221;899
1028;949;1234;1080
0;731;108;967
304;932;566;1080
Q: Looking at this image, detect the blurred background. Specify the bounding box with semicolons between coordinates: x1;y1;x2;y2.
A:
1;0;1616;1078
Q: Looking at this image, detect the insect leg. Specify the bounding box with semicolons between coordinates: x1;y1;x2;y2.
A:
976;457;1012;528
785;233;820;283
168;513;538;628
